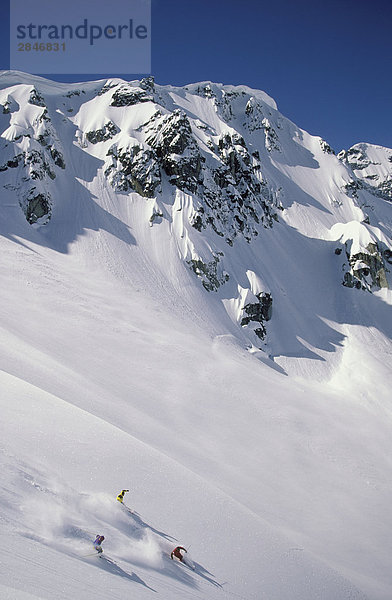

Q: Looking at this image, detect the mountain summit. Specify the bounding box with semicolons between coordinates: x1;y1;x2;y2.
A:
0;72;390;376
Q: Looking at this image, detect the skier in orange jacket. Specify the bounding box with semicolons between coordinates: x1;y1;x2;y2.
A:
171;546;187;562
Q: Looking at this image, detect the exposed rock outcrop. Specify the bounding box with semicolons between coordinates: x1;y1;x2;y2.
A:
23;189;52;224
85;122;120;144
339;144;392;202
146;109;203;194
342;242;389;290
199;132;279;244
0;90;65;224
188;253;229;292
241;292;273;340
110;84;152;107
105;143;161;197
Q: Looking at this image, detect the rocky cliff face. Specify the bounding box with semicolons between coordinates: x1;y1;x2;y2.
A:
0;73;391;354
339;143;392;242
101;87;281;246
336;143;392;290
341;241;389;290
338;143;392;203
0;85;65;224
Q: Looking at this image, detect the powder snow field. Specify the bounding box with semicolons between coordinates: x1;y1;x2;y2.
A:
0;71;392;600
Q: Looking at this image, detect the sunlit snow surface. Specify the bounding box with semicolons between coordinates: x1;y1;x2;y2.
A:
0;71;391;600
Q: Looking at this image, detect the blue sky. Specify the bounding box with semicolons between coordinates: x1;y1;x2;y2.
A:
2;0;391;151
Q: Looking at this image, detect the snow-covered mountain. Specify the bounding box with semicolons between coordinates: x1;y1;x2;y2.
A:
0;70;391;600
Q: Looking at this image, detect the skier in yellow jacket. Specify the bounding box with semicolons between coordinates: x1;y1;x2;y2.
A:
116;489;129;503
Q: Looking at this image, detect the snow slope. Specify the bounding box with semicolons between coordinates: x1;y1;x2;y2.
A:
0;71;391;600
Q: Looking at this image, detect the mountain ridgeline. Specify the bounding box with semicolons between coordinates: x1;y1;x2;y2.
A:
0;72;391;367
